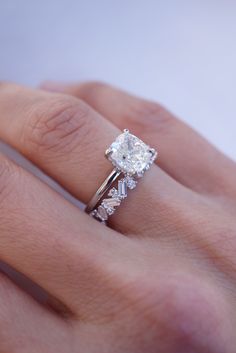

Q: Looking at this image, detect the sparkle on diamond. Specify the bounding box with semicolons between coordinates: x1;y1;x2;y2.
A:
107;131;155;175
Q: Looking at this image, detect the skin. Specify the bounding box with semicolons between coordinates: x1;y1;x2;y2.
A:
0;81;235;352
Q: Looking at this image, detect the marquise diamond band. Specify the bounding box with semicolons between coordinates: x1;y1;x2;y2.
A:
85;129;157;224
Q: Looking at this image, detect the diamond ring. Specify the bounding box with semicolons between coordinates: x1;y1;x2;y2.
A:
85;129;157;223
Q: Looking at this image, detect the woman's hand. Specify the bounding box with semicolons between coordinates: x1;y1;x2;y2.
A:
0;81;236;353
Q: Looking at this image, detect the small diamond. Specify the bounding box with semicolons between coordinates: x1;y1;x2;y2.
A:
104;207;114;216
118;179;127;199
137;171;144;178
125;176;137;189
90;210;97;217
102;197;121;215
106;130;157;176
108;187;118;198
102;198;121;208
97;205;108;221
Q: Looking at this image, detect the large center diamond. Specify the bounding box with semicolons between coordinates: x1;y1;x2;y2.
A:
107;131;156;175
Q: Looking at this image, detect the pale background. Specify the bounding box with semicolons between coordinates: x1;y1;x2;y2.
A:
0;0;236;160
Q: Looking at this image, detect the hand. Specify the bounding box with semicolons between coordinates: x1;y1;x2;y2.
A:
0;81;236;353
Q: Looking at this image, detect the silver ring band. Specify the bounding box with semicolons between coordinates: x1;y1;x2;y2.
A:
85;169;121;214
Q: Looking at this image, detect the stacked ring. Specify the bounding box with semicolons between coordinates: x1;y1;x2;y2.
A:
85;129;157;224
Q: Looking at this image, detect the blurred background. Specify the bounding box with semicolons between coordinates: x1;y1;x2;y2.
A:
0;0;236;159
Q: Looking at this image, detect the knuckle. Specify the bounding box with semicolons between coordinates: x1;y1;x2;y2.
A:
83;80;108;91
79;81;110;104
125;100;175;135
114;272;223;352
81;81;109;95
25;96;92;156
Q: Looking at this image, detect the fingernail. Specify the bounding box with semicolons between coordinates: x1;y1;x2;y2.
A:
39;81;69;92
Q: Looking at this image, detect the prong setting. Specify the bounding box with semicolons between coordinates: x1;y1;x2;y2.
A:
105;147;112;158
149;147;156;155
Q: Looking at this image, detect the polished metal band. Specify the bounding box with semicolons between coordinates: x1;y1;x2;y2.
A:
85;169;121;214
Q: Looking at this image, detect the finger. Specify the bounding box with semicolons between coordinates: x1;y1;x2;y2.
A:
0;272;69;353
0;153;127;314
0;82;188;235
53;81;236;198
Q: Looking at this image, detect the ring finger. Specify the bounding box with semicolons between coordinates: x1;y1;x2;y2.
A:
0;82;188;235
53;81;236;199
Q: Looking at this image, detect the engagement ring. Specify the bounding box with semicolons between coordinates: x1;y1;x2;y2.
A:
85;129;157;223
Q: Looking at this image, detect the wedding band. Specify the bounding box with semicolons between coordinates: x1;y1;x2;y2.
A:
86;129;157;223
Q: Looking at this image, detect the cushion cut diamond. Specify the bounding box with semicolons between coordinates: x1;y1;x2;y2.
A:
107;130;157;175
